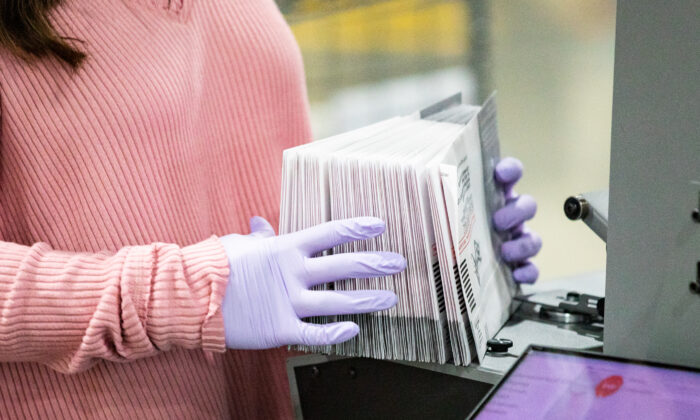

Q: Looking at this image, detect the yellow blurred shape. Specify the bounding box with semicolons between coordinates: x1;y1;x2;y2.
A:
289;0;470;57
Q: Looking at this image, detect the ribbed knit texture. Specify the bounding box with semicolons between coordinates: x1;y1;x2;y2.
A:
0;0;311;418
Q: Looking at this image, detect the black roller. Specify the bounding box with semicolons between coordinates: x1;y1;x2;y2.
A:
564;196;589;220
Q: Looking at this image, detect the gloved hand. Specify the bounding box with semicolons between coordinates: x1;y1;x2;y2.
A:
493;157;542;284
219;216;405;349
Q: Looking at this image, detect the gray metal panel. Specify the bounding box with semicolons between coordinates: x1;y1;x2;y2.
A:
605;0;700;366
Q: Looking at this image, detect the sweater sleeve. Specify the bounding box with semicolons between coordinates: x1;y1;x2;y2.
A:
0;236;230;373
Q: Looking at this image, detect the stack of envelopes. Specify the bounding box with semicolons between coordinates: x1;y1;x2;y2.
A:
280;93;517;366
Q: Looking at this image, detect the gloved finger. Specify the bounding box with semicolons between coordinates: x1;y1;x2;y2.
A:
493;195;537;231
512;261;539;284
288;217;386;255
501;231;542;263
295;289;398;318
297;320;360;346
494;157;523;199
304;252;406;287
509;223;525;238
249;216;275;238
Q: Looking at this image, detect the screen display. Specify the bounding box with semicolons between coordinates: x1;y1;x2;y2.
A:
472;348;700;419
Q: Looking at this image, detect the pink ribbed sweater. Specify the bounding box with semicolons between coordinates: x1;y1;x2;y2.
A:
0;0;311;418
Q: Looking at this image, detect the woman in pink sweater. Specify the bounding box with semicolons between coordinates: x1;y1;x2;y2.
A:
0;0;541;418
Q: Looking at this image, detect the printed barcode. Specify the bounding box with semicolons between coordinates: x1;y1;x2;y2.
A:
467;329;475;346
459;259;476;312
454;264;468;314
474;319;485;345
432;261;446;313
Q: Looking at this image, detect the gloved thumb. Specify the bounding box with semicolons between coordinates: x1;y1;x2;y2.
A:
249;216;276;238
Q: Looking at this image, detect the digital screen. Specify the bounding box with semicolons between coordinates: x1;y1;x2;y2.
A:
472;348;700;419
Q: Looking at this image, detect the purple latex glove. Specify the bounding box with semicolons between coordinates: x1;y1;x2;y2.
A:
493;157;542;284
219;216;405;349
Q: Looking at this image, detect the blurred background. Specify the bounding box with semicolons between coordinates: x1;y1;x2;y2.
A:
276;0;616;282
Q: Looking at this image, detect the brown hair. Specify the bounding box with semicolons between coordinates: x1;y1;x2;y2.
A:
0;0;85;68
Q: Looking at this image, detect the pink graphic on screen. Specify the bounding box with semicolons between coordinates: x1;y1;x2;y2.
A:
595;375;623;397
475;350;700;419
